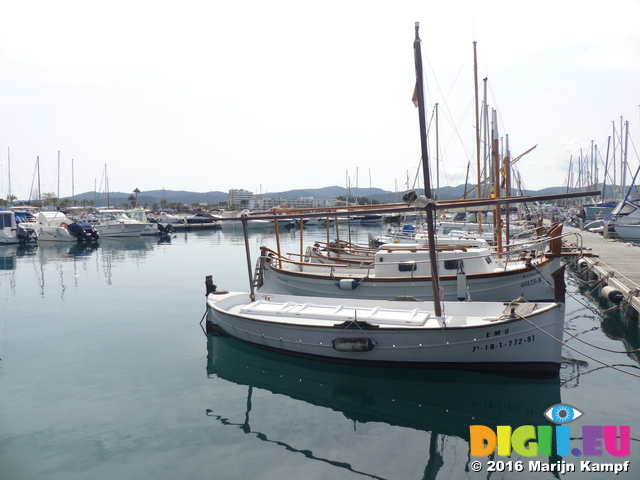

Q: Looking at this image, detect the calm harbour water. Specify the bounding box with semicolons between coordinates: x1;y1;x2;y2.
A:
1;224;639;480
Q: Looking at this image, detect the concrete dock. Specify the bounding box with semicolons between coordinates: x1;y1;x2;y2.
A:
562;224;640;317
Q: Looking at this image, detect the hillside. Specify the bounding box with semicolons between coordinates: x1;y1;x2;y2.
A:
63;184;626;207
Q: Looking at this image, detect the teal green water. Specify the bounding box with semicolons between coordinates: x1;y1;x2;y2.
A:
1;226;639;479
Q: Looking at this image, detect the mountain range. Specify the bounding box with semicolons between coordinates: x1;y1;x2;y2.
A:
65;184;630;207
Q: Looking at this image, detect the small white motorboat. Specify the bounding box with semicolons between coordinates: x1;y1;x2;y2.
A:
0;210;38;245
82;209;149;237
35;211;99;242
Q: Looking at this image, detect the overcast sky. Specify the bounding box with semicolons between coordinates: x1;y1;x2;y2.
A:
1;0;639;202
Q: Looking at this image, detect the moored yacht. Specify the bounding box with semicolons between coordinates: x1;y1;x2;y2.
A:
81;209;149;237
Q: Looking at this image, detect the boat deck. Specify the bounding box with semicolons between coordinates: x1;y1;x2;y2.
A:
563;225;640;316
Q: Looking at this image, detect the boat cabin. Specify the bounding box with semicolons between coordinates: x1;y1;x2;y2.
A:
373;244;495;277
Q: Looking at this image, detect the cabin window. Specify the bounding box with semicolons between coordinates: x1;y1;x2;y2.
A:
398;261;417;272
618;204;637;215
443;260;458;270
485;257;492;264
0;215;5;228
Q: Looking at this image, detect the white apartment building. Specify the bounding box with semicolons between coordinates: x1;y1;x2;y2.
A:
228;189;254;206
229;189;339;210
250;196;338;210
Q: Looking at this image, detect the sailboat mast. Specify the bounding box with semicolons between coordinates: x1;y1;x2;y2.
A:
57;150;60;208
37;156;41;207
623;120;629;196
612;121;617;195
504;134;511;241
7;148;11;205
435;102;439;200
473;42;483;231
491;110;503;253
602;136;611;200
413;22;442;316
473;42;481;197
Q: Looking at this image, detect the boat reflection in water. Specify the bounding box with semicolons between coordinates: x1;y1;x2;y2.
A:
0;243;38;270
205;335;562;477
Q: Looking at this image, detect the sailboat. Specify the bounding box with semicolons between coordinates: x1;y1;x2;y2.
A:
204;24;566;376
255;225;563;302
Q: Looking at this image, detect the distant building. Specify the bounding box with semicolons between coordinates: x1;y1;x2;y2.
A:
252;196;338;210
229;189;339;211
228;189;254;207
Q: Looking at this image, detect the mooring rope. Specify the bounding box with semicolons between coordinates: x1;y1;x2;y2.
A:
516;313;640;379
563;328;640;354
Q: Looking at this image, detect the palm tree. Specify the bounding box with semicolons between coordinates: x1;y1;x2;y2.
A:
133;188;141;207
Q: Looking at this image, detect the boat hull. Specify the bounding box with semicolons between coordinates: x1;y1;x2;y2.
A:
613;224;640;240
206;292;564;375
94;224;147;237
38;227;78;242
258;256;560;302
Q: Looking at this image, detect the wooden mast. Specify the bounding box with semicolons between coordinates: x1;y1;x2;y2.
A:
504;134;511;242
473;41;483;232
491;110;503;253
413;22;442;316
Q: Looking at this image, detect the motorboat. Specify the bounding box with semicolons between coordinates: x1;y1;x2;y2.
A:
35;211;99;242
0;210;38;245
605;198;640;240
81;209;149;237
127;208;175;236
156;212;183;224
213;210;270;229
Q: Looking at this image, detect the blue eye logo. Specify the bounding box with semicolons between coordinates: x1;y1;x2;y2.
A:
544;404;584;424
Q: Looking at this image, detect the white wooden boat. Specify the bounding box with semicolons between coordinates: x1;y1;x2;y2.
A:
369;230;491;248
205;287;565;374
256;238;561;302
204;23;566;376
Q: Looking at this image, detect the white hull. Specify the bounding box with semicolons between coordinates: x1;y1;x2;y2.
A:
613;224;640;240
206;291;564;374
38;227;78;242
81;209;148;237
95;224;147;237
0;235;22;245
258;256;560;302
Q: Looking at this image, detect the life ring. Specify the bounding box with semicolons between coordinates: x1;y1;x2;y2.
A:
60;222;68;227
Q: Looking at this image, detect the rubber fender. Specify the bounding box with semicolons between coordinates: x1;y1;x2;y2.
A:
602;285;624;304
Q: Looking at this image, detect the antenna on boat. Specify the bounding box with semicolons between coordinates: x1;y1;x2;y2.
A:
413;22;442;316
